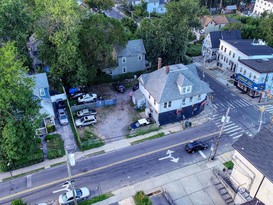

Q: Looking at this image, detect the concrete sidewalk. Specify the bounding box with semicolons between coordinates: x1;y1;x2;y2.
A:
92;151;234;205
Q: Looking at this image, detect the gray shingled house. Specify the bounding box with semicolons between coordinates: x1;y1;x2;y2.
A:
230;127;273;205
103;39;149;76
133;63;212;125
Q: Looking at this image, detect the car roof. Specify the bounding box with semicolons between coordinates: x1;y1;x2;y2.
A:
84;115;95;120
138;118;148;124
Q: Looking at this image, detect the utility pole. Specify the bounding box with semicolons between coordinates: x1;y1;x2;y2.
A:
202;52;208;80
209;106;230;161
258;106;265;132
66;149;78;205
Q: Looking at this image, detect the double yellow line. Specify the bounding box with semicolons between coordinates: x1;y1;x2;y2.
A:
0;131;218;202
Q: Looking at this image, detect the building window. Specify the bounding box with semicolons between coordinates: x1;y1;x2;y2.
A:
154;99;156;105
198;95;201;100
233;53;235;58
261;77;264;83
253;75;256;81
168;101;172;107
224;48;227;52
221;55;223;60
182;87;186;93
243;70;246;75
221;45;223;50
122;66;127;73
164;102;167;108
189;97;193;102
249;73;252;78
229;51;231;56
240;67;242;72
138;54;142;61
39;88;46;97
182;98;185;104
149;95;151;99
186;86;191;92
122;57;126;63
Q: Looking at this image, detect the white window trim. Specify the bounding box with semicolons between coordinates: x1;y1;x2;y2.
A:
39;88;46;97
122;66;127;73
138;54;142;61
122;57;126;64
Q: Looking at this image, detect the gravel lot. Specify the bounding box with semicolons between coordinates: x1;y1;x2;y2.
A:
78;82;141;143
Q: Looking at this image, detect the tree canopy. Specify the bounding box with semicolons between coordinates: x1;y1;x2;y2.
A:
0;42;41;171
136;0;208;65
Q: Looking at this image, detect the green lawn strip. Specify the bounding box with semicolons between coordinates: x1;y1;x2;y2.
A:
50;162;66;168
78;193;114;205
46;134;65;159
80;130;105;151
3;168;44;181
131;132;165;145
223;161;234;170
127;126;160;138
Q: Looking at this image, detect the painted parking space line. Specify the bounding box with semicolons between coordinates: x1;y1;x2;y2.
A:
198;150;207;159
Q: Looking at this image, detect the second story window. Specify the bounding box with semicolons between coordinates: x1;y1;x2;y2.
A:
243;70;246;75
168;101;172;107
138;54;142;61
221;45;223;50
189;97;193;102
164;102;167;108
122;57;126;63
224;48;227;52
154;99;156;105
229;51;231;56
233;53;235;58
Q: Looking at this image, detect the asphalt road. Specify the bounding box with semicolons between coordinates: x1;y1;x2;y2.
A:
1;66;271;204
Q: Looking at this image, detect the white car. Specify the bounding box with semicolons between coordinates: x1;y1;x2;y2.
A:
75;115;97;127
58;187;90;204
57;109;69;125
130;118;151;129
76;108;97;117
78;93;97;104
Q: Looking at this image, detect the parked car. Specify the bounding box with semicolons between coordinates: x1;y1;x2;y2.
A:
132;83;139;91
56;99;66;110
185;141;209;153
70;92;85;99
57;109;69;125
130;118;151;130
113;83;126;93
77;108;97;117
75;115;97;127
78;93;97;104
58;187;90;205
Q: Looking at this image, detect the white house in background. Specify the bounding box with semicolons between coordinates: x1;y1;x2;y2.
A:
235;58;273;98
230;127;273;205
202;30;242;60
217;39;273;72
132;64;212;125
253;0;273;15
28;73;55;135
146;0;167;14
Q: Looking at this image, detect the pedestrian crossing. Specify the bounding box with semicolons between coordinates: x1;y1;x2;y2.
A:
213;99;253;110
212;114;253;140
264;105;273;115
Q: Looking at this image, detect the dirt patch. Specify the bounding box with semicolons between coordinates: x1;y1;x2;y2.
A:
80;82;141;143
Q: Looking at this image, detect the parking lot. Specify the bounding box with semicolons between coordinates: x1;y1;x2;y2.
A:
76;82;142;143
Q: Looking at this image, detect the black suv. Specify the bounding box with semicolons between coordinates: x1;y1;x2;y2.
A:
185;141;209;153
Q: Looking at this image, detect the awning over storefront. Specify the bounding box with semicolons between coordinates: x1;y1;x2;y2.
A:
235;74;265;91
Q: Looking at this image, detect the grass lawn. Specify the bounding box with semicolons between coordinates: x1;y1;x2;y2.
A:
186;43;202;57
78;193;113;205
45;134;65;159
80;129;104;151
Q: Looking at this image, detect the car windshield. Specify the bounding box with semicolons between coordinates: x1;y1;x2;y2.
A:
60;115;67;120
62;193;68;202
75;189;83;197
80;118;85;122
135;122;140;127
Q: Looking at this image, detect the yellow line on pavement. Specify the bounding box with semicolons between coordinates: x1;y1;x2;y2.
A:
0;131;219;201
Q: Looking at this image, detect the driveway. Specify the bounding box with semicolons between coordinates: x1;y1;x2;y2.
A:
86;82;141;143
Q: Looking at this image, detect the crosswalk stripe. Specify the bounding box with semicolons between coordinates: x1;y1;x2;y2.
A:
233;134;243;139
241;99;252;105
238;100;250;106
229;131;243;136
225;127;242;134
234;100;245;107
227;102;235;108
198;150;207;159
224;125;238;132
213;104;217;109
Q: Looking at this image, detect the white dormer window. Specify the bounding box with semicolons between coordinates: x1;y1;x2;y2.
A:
182;87;186;93
39;88;46;97
186;86;190;92
138;54;142;61
122;57;126;63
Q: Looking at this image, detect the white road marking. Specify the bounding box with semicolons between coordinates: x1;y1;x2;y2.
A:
229;131;242;136
198;150;207;159
27;175;32;188
225;127;242;134
233;134;243;139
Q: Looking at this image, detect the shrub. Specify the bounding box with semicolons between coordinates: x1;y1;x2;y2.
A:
45;134;59;141
11;199;27;205
78;193;113;205
134;191;151;205
46;134;65;159
80;130;104;151
46;125;56;133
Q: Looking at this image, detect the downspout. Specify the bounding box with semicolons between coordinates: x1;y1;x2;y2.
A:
254;175;265;199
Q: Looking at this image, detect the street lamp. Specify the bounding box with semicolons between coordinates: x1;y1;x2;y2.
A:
209;106;231;161
66;149;78;205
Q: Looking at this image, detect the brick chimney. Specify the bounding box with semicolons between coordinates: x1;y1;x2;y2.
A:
157;57;162;69
165;65;169;74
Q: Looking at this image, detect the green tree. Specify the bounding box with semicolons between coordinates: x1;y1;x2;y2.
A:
83;0;114;11
121;17;138;38
137;0;208;65
11;199;27;205
259;14;273;47
78;14;127;85
34;0;84;87
0;42;41;171
0;0;32;55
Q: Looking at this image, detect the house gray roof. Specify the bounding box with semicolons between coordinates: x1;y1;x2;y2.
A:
116;39;146;57
209;30;241;49
223;39;273;56
139;64;213;103
232;127;273;183
239;58;273;73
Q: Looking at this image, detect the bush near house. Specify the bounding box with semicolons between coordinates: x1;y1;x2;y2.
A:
46;134;65;159
134;191;152;205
